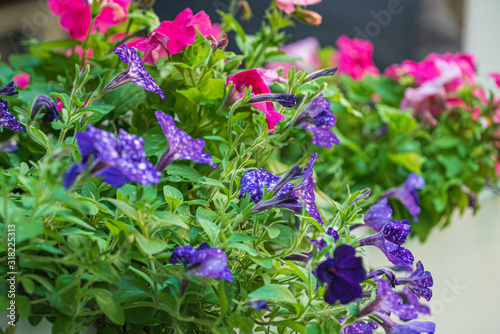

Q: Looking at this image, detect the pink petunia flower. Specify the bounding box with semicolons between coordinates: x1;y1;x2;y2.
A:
226;69;285;133
276;0;322;15
335;35;380;80
490;72;500;88
48;0;130;41
266;37;322;76
12;72;30;89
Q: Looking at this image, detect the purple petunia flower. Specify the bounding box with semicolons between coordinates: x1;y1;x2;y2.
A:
373;312;435;334
0;136;18;152
382;173;425;222
239;168;295;203
308;227;340;257
341;321;378;334
0;99;23;132
295;96;339;149
316;244;366;305
247;93;297;107
170;243;234;281
155;111;217;171
364;198;393;232
63;125;160;189
102;45;165;99
244;300;270;310
0;82;18;96
398;287;430;315
31;95;60;123
396;261;433;301
358;220;414;266
358;278;417;321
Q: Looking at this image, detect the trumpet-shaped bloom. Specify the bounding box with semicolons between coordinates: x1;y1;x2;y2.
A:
374;312;435;334
316;245;366;305
102;45;165;99
364;198;393;232
335;35;380;80
0;99;23;132
48;0;130;41
359;220;414;266
396;261;433;301
63;125;160;188
276;0;322;14
382;173;425;222
239;169;294;203
170;243;234;281
296;96;339;148
226;69;285;133
155;111;217;170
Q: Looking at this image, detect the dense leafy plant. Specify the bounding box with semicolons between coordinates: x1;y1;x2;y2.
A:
0;0;496;333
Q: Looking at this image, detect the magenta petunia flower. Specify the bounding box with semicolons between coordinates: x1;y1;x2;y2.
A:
335;35;380;80
48;0;130;41
276;0;322;14
12;72;30;89
226;69;285;133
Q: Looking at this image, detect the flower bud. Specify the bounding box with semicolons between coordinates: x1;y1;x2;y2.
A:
294;9;322;26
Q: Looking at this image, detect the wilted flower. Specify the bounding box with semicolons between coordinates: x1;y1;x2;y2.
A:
170;243;234;281
358;220;414;266
358;278;417;321
316;245;366;305
155;111;217;171
102;45;165;99
31;95;60;123
382;173;425;222
247;94;296;108
0;82;18;96
395;261;433;301
373;311;435;334
0;99;23;132
63;125;160;189
364;198;393;232
335;35;380;80
12;72;30;89
295;96;339;149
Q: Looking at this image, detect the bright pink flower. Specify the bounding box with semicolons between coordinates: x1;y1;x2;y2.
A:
48;0;130;41
496;159;500;177
226;69;285;133
66;45;94;60
12;72;30;89
276;0;322;14
335;35;380;80
267;37;322;76
55;97;64;112
490;72;500;88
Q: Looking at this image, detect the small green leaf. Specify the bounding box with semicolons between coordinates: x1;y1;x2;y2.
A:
92;289;125;325
89;261;121;284
163;185;183;210
132;230;168;255
249;284;296;304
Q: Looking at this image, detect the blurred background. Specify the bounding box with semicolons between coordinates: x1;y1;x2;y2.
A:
1;0;499;333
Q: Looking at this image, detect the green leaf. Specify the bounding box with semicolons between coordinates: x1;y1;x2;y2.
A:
389;152;426;173
151;212;189;230
92;289;125;325
163;185;183;210
89;261;121;284
249;284;296;304
132;230;168;255
249;256;273;269
223;242;257;256
102;198;138;221
199;177;224;188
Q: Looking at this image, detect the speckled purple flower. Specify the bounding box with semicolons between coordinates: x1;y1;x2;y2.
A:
31;95;60;123
293;153;323;224
341;321;378;334
0;82;18;96
0;99;23;132
308;227;340;257
155;111;217;171
244;300;270;310
316;244;366;305
239;168;295;203
396;261;433;301
358;278;417;321
103;45;165;99
170;243;234;281
373;312;435;334
63;125;160;189
398;288;430;315
364;198;393;232
359;220;414;266
382;173;425;222
296;96;339;149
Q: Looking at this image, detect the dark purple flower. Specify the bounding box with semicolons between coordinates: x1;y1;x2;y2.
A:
155;111;217;171
359;220;414;266
244;300;270;310
396;261;433;301
102;45;165;99
308;227;340;257
239;168;295;203
341;321;378;334
296;96;339;149
364;198;393;232
398;287;430;315
0;82;18;96
373;312;435;334
63;125;160;189
0;136;18;152
293;153;323;224
305;67;338;82
170;243;234;281
382;173;425;222
0;99;23;132
316;244;366;305
358;278;417;321
31;95;60;123
247;93;297;107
